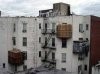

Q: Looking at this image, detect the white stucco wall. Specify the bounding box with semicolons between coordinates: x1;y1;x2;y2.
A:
0;17;43;73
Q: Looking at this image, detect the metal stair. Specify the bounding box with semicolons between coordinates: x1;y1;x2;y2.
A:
41;28;56;68
43;34;52;48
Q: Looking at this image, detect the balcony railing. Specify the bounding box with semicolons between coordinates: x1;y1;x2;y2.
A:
41;57;56;64
73;41;89;56
41;43;56;49
8;49;24;65
56;24;72;38
41;29;55;34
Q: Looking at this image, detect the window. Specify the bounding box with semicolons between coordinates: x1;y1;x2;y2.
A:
45;51;47;59
62;68;66;71
84;65;87;71
52;52;55;60
12;37;16;45
78;65;82;74
86;38;88;41
39;23;41;29
23;37;27;46
22;23;27;33
13;23;16;32
79;38;83;41
23;65;27;71
52;23;55;30
62;39;67;48
45;23;47;29
3;63;5;68
39;37;41;43
52;38;55;46
35;18;37;20
22;51;27;60
45;37;47;44
79;24;84;33
62;53;66;63
39;51;41;57
86;24;88;30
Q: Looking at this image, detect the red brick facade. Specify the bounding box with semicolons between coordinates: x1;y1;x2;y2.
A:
89;16;100;74
90;16;100;66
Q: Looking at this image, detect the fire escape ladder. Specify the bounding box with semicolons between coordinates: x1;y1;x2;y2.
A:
47;49;52;59
44;34;52;48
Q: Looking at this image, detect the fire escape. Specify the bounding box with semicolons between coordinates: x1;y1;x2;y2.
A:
41;26;56;68
41;23;72;68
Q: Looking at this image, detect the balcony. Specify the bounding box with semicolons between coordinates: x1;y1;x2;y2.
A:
8;48;24;65
73;41;89;56
56;23;72;39
41;29;55;34
41;43;56;49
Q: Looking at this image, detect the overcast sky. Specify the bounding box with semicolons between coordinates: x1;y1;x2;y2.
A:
0;0;100;16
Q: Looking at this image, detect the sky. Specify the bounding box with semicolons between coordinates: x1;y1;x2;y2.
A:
0;0;100;16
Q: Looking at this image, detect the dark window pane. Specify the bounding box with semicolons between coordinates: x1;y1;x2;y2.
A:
13;23;16;32
62;53;66;63
62;39;67;48
45;51;47;59
45;23;47;29
52;38;55;46
52;52;55;60
62;68;66;71
22;23;27;33
79;24;84;32
39;23;41;29
79;38;83;41
23;65;27;71
22;51;27;60
39;37;41;43
23;37;27;46
3;63;5;68
39;51;41;57
12;37;16;45
86;24;88;30
84;65;87;71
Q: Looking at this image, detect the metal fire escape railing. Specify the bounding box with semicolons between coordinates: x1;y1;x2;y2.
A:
41;28;56;67
41;29;56;49
41;29;55;34
42;34;52;48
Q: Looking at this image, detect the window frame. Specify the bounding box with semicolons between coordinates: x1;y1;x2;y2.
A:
79;24;84;33
52;38;55;46
22;22;27;33
39;23;41;29
61;68;66;71
22;51;27;60
86;24;89;30
23;37;27;46
39;51;41;57
62;38;67;48
61;53;66;63
12;37;16;45
52;52;55;60
39;37;41;43
13;23;16;32
3;63;5;68
84;65;87;71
